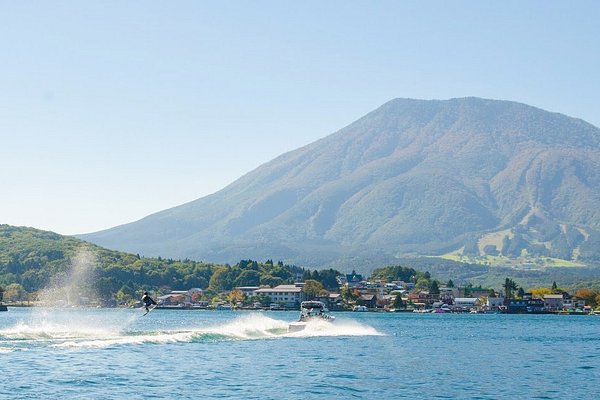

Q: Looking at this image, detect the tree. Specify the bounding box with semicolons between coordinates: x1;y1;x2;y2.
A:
551;282;565;294
392;294;404;309
255;293;271;307
317;269;341;290
503;278;518;302
183;274;208;290
208;266;231;292
228;288;245;305
428;280;440;295
415;276;430;290
234;270;261;287
447;279;454;288
574;289;598;307
303;280;324;300
463;283;473;297
260;275;284;287
341;286;358;303
3;283;27;302
371;265;417;282
115;288;131;306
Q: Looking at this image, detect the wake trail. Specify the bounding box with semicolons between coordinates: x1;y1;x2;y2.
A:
2;313;383;350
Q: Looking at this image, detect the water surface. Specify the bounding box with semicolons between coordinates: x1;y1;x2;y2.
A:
1;308;598;399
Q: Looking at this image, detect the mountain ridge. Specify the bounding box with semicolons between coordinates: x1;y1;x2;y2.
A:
80;97;600;268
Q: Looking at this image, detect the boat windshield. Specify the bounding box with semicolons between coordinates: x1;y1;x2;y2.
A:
301;301;325;310
299;301;329;320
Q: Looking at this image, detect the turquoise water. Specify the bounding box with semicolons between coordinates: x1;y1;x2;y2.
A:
1;308;598;399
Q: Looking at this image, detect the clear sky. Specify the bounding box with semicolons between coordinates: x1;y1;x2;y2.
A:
1;1;599;235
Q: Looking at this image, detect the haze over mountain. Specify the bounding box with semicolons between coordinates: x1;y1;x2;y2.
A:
81;97;600;269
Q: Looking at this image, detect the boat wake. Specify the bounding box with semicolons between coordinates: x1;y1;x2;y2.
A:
1;313;382;350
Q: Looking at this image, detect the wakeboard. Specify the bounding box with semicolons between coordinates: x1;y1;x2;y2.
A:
143;305;157;316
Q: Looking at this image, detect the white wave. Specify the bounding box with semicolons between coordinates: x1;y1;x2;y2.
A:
285;317;383;338
54;330;198;349
5;313;382;349
0;308;138;344
206;313;383;338
0;318;125;341
55;314;289;348
0;347;14;353
204;313;290;338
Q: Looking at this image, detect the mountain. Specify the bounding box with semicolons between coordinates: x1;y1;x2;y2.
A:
80;97;600;269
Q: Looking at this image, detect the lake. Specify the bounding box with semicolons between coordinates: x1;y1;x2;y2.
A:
1;308;598;399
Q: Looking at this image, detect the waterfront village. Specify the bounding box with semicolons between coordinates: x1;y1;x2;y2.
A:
2;271;599;315
142;272;598;315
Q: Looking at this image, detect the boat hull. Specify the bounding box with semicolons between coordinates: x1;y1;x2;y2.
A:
288;322;306;332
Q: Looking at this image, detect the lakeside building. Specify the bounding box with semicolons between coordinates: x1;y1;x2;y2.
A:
357;294;377;308
562;297;585;310
527;298;545;313
395;281;413;289
365;281;387;299
253;284;304;308
486;297;505;312
157;288;203;308
507;299;529;313
543;294;564;311
344;272;365;289
453;297;479;310
409;290;440;305
326;293;345;310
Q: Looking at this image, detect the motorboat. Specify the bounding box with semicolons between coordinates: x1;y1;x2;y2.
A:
288;301;335;332
352;305;368;312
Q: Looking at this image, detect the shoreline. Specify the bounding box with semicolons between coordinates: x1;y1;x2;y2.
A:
1;303;597;315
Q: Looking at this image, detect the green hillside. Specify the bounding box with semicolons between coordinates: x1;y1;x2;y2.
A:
0;225;316;305
2;225;599;305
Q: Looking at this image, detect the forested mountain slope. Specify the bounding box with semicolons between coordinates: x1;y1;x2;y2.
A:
81;97;600;268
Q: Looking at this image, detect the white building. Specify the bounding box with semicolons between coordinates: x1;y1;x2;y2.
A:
453;297;479;310
486;297;505;311
254;284;304;308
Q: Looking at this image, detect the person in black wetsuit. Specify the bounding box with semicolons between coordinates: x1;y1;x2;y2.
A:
141;291;157;312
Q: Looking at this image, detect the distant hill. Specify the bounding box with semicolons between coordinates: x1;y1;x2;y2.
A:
80;97;600;270
0;224;214;300
2;225;598;297
0;225;323;301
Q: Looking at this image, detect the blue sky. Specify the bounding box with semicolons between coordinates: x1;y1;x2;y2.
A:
1;1;599;235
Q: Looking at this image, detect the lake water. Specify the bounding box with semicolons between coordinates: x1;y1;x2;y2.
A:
1;308;598;399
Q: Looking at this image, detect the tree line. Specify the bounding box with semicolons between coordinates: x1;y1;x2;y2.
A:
0;225;348;304
2;225;600;307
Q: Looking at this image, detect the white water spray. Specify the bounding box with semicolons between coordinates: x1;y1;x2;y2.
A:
2;246;138;346
37;246;99;307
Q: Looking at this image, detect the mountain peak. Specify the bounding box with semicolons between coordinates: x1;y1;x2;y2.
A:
80;98;600;268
